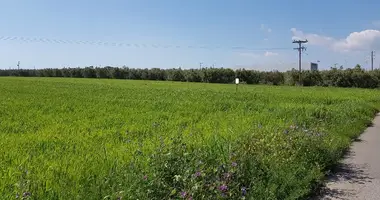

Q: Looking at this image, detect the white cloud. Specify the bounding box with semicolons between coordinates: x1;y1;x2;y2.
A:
238;51;278;58
290;28;380;52
264;51;278;56
238;52;260;58
260;24;272;33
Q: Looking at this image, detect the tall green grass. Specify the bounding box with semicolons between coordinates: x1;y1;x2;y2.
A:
1;77;379;200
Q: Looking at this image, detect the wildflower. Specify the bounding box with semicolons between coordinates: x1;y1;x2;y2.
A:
143;175;148;180
180;191;187;198
219;184;228;192
174;175;181;181
23;192;31;197
231;162;237;167
194;171;201;177
223;172;231;180
241;187;247;196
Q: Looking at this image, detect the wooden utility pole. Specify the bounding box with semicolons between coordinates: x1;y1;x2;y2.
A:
293;39;308;85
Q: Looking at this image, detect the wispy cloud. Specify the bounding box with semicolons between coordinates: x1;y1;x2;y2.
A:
264;51;278;56
260;24;272;33
238;52;260;58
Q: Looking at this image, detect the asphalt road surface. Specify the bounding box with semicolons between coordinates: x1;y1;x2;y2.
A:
314;113;380;200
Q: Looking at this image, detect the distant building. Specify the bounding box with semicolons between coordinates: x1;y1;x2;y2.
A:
310;62;318;71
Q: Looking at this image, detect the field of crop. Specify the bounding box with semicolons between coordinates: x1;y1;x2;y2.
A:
0;77;380;200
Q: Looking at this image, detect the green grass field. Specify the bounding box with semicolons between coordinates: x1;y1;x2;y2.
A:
1;77;380;200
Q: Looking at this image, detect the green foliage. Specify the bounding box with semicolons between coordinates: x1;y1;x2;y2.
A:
2;65;380;88
1;78;380;199
235;69;261;84
261;71;284;85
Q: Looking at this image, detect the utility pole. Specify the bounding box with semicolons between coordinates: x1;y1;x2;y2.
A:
199;62;203;70
371;50;375;71
293;39;308;85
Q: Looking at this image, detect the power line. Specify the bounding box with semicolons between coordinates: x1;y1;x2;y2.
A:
292;39;308;84
0;35;293;51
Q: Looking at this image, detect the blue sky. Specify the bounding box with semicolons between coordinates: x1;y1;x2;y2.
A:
1;0;380;71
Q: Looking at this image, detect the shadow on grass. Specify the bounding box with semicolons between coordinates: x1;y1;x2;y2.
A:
308;143;374;200
366;121;374;128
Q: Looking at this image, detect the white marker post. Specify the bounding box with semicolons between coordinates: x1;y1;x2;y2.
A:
235;78;239;92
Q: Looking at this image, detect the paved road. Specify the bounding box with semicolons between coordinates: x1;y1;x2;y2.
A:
315;113;380;200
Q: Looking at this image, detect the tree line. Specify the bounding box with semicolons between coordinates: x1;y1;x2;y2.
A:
1;64;379;88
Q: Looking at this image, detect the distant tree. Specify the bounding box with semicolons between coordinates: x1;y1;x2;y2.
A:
0;65;379;89
82;67;96;78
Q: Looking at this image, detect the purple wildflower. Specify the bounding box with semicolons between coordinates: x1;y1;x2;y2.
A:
231;162;237;167
241;187;247;196
143;175;148;180
194;171;201;177
180;191;187;198
219;184;228;192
